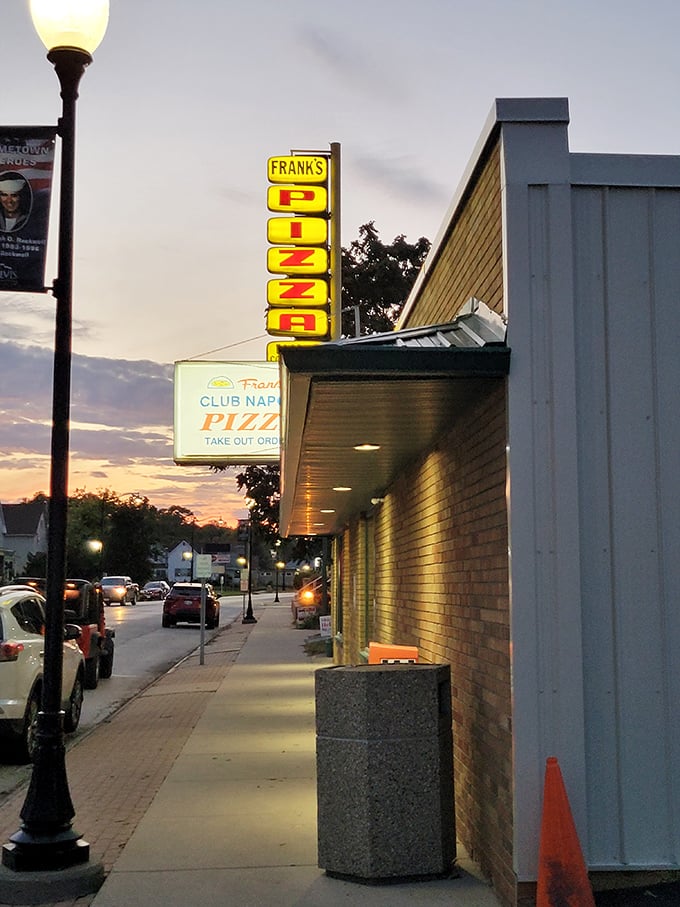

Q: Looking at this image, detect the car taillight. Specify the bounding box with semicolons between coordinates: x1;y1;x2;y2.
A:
0;641;24;662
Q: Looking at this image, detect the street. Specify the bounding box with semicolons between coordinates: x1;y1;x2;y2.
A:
0;595;244;800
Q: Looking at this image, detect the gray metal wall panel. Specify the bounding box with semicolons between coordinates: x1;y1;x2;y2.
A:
504;137;587;877
573;186;680;867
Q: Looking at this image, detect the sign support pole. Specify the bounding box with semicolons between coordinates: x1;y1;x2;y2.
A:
199;579;206;665
329;142;341;340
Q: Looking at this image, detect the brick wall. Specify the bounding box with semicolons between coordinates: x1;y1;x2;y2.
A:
373;383;513;904
336;514;370;664
402;141;503;327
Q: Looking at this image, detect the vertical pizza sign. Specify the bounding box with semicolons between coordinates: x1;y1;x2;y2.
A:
265;147;340;360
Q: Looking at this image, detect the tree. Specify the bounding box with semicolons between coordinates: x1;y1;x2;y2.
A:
65;490;158;583
341;221;430;337
104;495;155;583
234;466;280;543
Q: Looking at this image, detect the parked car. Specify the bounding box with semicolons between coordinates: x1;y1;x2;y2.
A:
0;585;85;762
13;577;46;596
162;583;220;629
101;575;137;606
139;580;170;601
63;579;115;689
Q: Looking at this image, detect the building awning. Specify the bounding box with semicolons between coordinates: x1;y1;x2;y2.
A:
278;300;510;537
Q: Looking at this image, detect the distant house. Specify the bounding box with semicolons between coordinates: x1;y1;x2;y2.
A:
167;540;194;583
0;500;49;576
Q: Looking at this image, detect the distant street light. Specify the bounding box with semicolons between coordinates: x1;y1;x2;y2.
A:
87;538;103;578
2;0;109;883
182;549;194;580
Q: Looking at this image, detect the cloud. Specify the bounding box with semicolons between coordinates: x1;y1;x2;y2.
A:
0;340;175;475
0;341;250;523
351;149;447;206
0;341;173;431
297;25;403;103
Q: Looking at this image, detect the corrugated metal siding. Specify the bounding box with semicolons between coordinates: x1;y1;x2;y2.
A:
572;186;680;867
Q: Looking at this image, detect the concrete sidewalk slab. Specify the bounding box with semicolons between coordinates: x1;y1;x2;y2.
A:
92;601;501;907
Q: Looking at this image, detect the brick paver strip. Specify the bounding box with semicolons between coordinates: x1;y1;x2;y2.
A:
0;615;259;907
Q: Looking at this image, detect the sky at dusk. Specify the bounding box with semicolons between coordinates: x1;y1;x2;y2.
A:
2;0;680;525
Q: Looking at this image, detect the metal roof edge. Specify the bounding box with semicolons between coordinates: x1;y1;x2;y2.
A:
279;344;510;377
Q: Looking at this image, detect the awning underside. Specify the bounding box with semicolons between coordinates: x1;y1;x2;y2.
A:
279;301;510;537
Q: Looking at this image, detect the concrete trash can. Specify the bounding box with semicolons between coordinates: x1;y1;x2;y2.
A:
315;663;455;883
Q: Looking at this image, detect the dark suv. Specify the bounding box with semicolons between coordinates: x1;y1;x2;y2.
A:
162;583;220;629
101;575;137;606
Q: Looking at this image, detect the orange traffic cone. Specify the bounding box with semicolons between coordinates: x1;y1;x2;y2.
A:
536;756;595;907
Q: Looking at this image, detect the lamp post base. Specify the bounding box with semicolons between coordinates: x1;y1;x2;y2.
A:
242;615;258;624
2;834;89;873
0;854;104;904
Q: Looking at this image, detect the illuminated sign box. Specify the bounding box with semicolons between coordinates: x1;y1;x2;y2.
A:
267;217;328;246
267;155;327;183
267;185;327;213
266;340;320;362
173;361;280;465
267;278;328;306
267;246;328;274
266;308;329;337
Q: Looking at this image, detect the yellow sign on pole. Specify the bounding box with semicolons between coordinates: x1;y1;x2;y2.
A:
267;217;328;246
267;184;327;213
267;155;327;183
267;246;328;275
266;308;329;337
267;278;329;306
266;340;321;361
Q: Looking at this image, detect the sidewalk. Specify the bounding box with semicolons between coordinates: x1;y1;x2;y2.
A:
90;596;500;907
0;592;501;906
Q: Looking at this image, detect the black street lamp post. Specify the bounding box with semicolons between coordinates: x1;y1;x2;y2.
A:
242;515;257;624
1;0;108;881
274;560;285;603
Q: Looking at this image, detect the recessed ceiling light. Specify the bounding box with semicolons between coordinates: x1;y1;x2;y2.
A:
354;443;380;451
333;486;352;492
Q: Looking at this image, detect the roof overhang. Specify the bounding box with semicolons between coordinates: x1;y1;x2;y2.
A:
279;341;510;537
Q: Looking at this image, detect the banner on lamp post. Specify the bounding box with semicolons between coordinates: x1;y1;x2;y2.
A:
0;127;57;293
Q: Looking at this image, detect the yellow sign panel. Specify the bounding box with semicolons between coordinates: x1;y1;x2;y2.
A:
267;216;328;246
266;308;329;337
266;340;321;362
267;184;327;214
267;278;328;306
267;246;328;275
268;155;327;184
